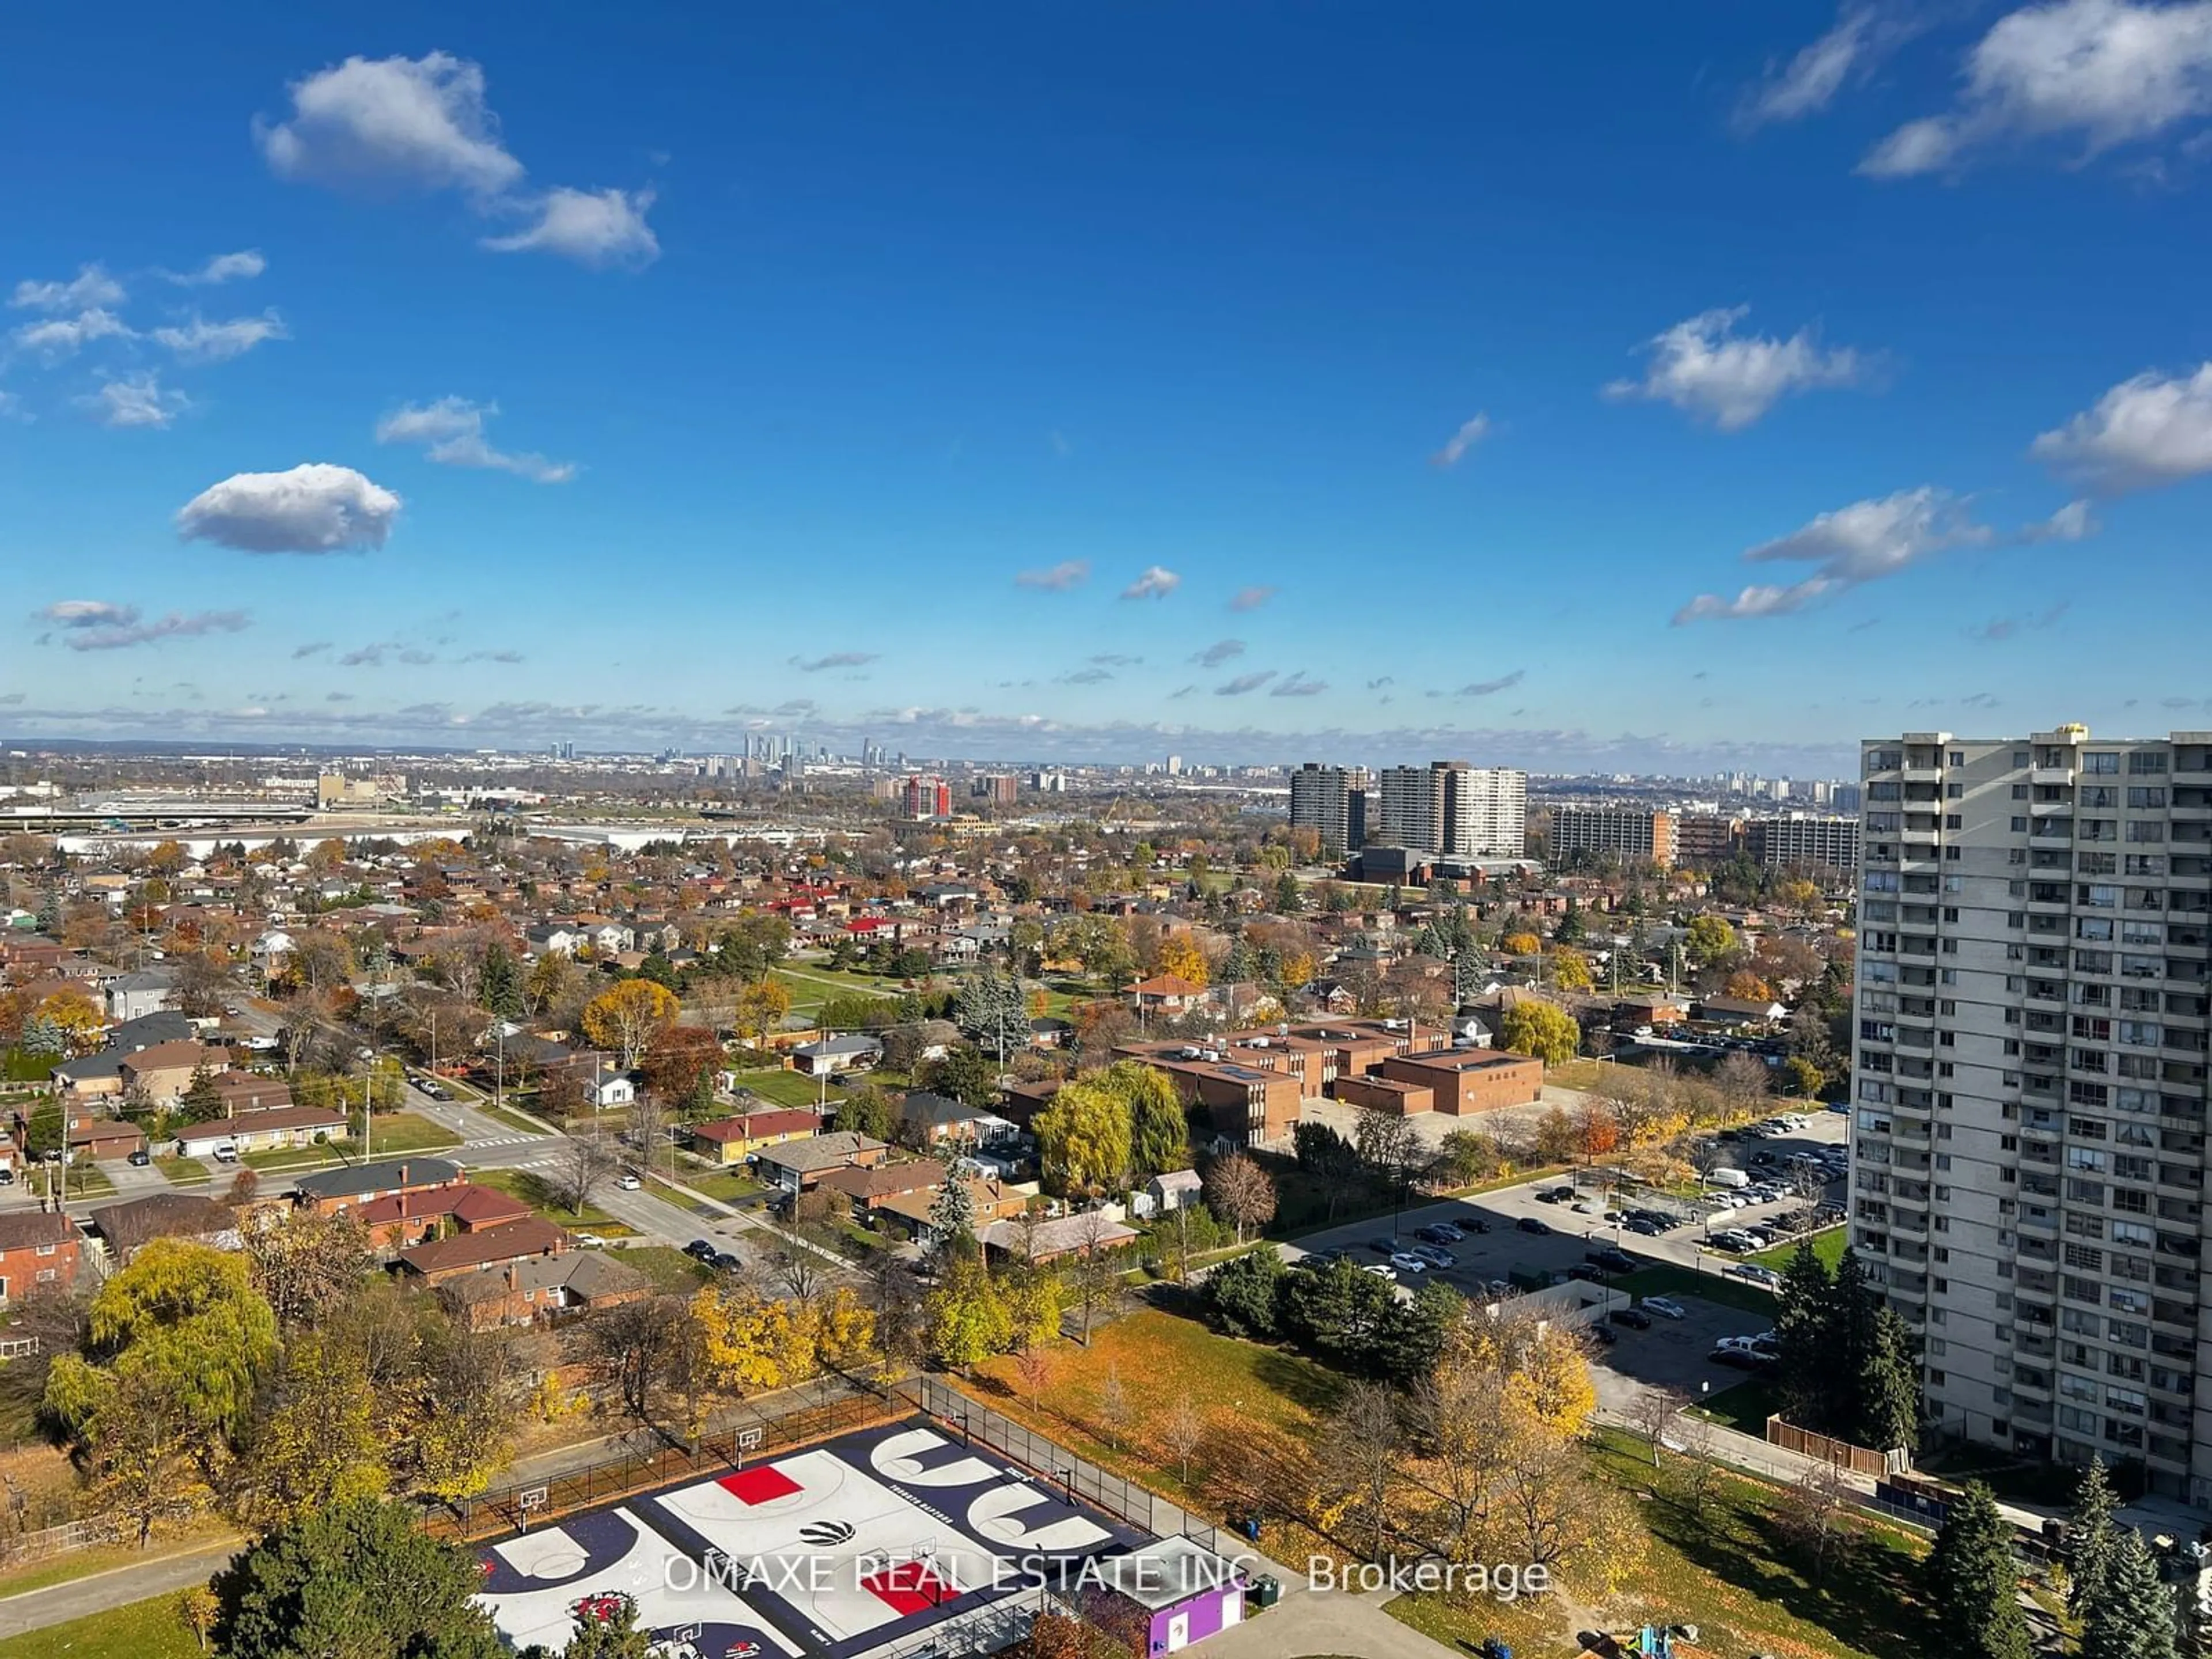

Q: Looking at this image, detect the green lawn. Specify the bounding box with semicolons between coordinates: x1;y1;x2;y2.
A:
476;1104;554;1137
1754;1224;1849;1274
1695;1374;1785;1434
51;1166;115;1199
346;1110;466;1156
1612;1263;1778;1315
620;1244;715;1293
467;1166;639;1236
0;1593;203;1659
728;1068;832;1112
671;1165;764;1206
154;1156;209;1187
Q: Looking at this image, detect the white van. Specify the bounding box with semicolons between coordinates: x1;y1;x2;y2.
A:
1709;1167;1751;1189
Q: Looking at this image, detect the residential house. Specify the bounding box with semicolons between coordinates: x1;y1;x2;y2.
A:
1130;1168;1204;1218
294;1157;467;1214
175;1103;348;1157
67;1119;147;1162
895;1090;1018;1150
871;1176;1025;1249
104;968;179;1022
348;1181;534;1251
119;1041;228;1104
89;1193;241;1262
434;1251;652;1331
211;1073;294;1114
1127;974;1205;1016
1696;995;1790;1026
684;1108;824;1166
789;1033;882;1077
51;1052;126;1102
523;922;585;958
108;1011;196;1051
815;1157;949;1221
979;1211;1138;1265
395;1217;570;1285
0;1211;79;1303
752;1131;891;1195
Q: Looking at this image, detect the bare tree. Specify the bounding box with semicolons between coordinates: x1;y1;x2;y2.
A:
553;1129;620;1216
1674;1412;1721;1518
1159;1392;1206;1487
586;1294;691;1422
624;1092;667;1172
1629;1386;1689;1467
1775;1460;1854;1583
1714;1051;1772;1115
1203;1153;1277;1245
1015;1346;1050;1410
1097;1362;1133;1451
1317;1379;1405;1560
1069;1210;1123;1345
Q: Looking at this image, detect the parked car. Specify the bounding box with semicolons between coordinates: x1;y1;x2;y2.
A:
1624;1217;1664;1237
685;1239;718;1261
211;1144;239;1164
1587;1322;1618;1345
713;1251;744;1272
1610;1306;1653;1330
617;1173;642;1191
1411;1245;1456;1269
1566;1264;1605;1284
127;1148;151;1167
1728;1263;1783;1287
1363;1237;1399;1256
1588;1247;1637;1274
1516;1215;1552;1236
1711;1346;1770;1370
1389;1252;1430;1275
1642;1296;1687;1320
1361;1263;1398;1282
1417;1224;1464;1245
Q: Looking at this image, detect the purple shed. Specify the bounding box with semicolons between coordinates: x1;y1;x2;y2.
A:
1093;1536;1249;1654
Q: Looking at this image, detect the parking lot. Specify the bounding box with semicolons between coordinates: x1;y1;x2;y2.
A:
1275;1108;1843;1409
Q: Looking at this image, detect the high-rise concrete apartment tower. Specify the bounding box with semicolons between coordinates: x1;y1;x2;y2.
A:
1371;762;1528;858
1850;728;2212;1498
1289;764;1369;854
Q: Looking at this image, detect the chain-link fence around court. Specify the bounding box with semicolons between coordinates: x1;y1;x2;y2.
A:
900;1374;1226;1555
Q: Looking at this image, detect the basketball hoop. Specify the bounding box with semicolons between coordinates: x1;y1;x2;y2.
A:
516;1485;549;1529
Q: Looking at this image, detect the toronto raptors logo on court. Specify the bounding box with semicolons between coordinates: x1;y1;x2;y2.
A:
798;1520;856;1548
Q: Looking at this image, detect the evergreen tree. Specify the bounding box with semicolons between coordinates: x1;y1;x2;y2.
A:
2083;1528;2179;1659
955;969;1028;1060
927;1169;976;1256
21;1015;64;1059
1376;1281;1461;1384
1773;1239;1834;1426
1272;872;1302;914
1824;1248;1880;1435
1203;1248;1283;1339
1219;937;1258;986
2070;1455;2123;1622
479;944;524;1018
177;1065;226;1126
562;1594;652;1659
1923;1483;2030;1659
1857;1305;1922;1452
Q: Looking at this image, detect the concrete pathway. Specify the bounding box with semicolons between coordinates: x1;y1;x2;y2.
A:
0;1539;242;1637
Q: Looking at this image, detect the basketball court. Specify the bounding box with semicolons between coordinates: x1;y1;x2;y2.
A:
475;1421;1149;1659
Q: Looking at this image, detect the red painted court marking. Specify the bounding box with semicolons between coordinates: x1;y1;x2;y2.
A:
859;1563;953;1615
716;1466;802;1505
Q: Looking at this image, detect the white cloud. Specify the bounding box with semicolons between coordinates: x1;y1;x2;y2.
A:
39;600;249;652
10;308;132;360
2025;498;2099;540
1228;585;1276;611
1015;560;1089;591
1429;412;1493;468
255;52;524;196
791;652;878;673
166;251;267;286
1606;306;1870;430
81;372;191;430
1737;6;1934;131
1121;565;1180;600
482;186;660;268
1459;670;1526;697
1674;486;1994;622
375;396;575;483
1192;639;1245;669
1861;0;2212;177
1271;672;1328;698
175;463;402;554
10;264;125;312
2029;363;2212;492
1215;671;1276;696
150;310;289;365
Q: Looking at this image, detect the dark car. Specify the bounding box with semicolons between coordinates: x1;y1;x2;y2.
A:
1363;1237;1399;1255
1586;1322;1618;1346
1416;1224;1462;1245
1515;1215;1552;1236
126;1147;151;1167
684;1239;718;1261
1460;1216;1492;1234
1609;1306;1653;1330
1711;1347;1771;1371
1566;1263;1604;1284
713;1251;743;1272
1588;1247;1637;1274
1624;1217;1664;1237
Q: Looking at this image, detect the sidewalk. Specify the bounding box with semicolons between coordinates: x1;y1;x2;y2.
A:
0;1539;241;1638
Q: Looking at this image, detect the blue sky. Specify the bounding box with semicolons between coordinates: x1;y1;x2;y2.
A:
3;1;2210;771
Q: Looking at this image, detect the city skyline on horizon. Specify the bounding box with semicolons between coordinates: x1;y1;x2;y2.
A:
6;5;2211;768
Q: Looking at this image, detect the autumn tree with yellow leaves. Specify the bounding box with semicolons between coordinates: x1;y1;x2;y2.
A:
581;979;680;1068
